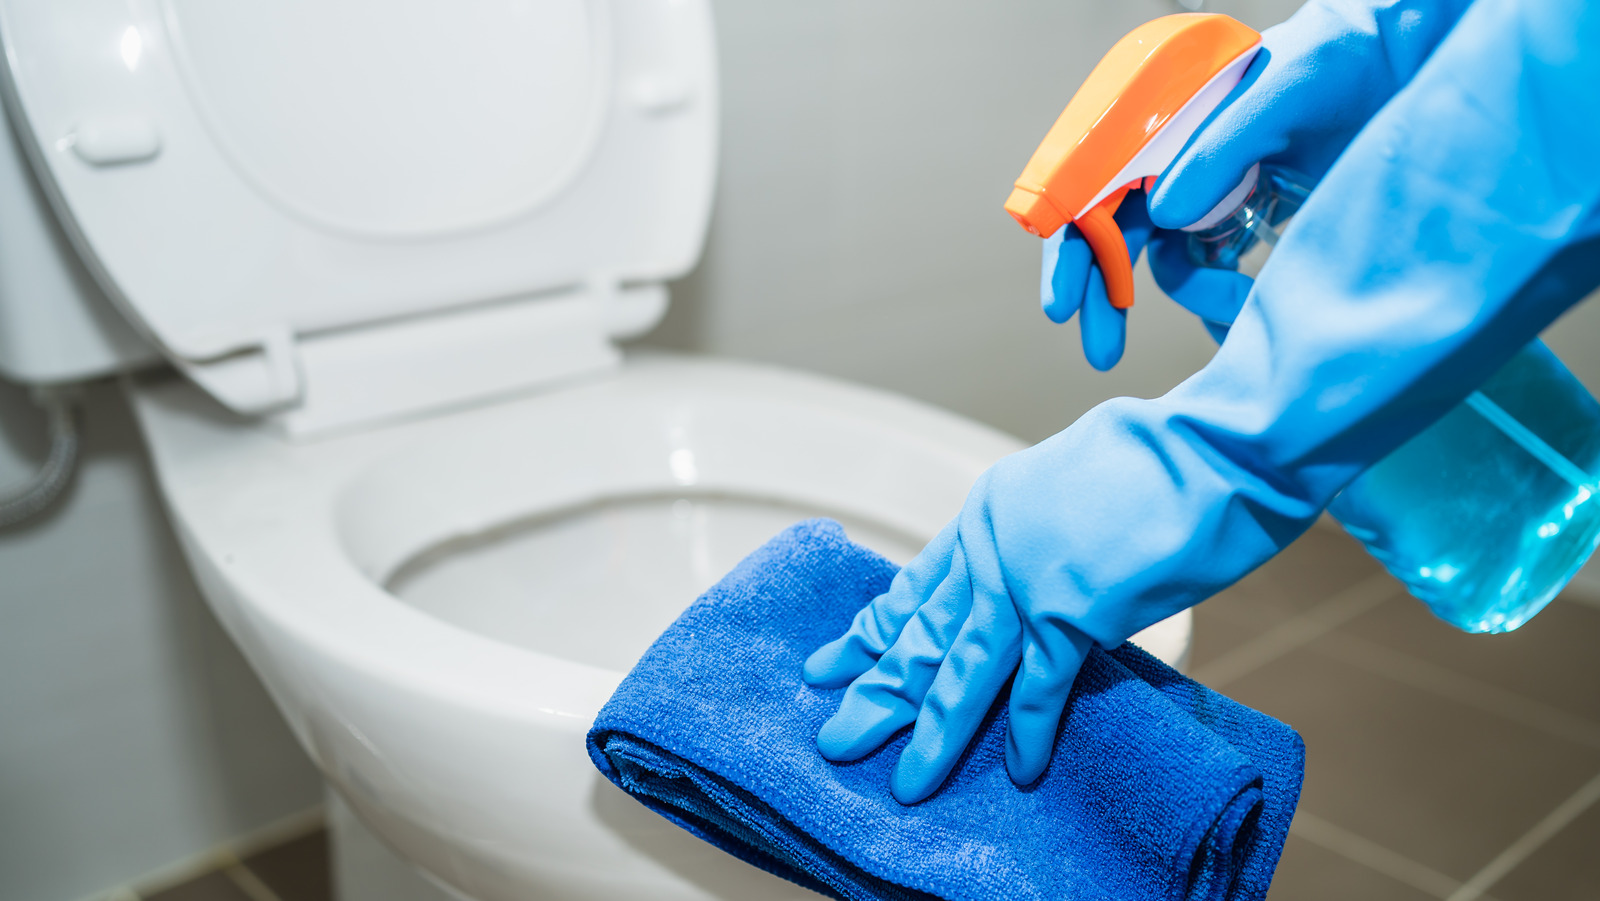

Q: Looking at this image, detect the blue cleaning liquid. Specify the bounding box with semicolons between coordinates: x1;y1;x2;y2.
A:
1327;342;1600;632
1188;168;1600;633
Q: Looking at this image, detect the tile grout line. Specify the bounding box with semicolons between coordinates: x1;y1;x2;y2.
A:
1562;590;1600;611
1312;630;1600;750
1196;543;1598;899
1289;811;1466;899
1446;768;1600;901
80;805;323;901
1191;572;1400;688
221;857;286;901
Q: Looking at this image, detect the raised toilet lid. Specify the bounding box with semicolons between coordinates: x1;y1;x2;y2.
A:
0;0;716;427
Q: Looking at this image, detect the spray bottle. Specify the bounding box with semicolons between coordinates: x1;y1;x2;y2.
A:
1005;13;1600;632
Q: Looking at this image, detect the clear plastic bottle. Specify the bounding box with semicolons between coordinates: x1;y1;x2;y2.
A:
1186;164;1310;277
1187;165;1600;632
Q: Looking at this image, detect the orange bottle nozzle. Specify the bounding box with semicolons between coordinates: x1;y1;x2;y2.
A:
1005;13;1261;309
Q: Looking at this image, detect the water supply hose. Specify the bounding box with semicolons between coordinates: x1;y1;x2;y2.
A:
0;385;81;528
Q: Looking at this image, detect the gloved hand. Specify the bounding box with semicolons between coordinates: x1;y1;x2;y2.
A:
801;438;1106;804
1042;189;1238;369
814;0;1600;804
1045;0;1474;368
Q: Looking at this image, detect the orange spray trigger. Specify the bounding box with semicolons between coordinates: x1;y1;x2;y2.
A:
1076;188;1136;310
1004;13;1262;309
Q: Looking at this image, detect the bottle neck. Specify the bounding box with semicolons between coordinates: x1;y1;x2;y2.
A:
1233;201;1279;248
1184;165;1311;274
1179;162;1261;234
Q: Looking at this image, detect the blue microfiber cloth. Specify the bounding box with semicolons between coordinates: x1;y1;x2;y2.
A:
587;519;1304;901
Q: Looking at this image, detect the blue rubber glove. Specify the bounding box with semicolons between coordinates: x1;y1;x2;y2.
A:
811;0;1600;804
1039;198;1140;371
1043;191;1240;369
1045;0;1474;367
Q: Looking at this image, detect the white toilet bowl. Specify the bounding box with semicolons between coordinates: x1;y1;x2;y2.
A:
0;1;1193;897
129;354;1190;901
143;355;892;901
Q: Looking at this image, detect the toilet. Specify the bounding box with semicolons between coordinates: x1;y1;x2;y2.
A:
0;3;1192;900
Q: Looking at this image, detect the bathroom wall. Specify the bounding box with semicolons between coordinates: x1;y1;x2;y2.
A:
648;0;1291;442
0;378;322;901
652;0;1600;442
3;2;1600;901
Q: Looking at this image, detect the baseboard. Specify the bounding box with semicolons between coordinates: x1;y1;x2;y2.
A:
71;805;325;901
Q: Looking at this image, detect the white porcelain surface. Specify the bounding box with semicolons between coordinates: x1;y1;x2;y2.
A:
0;70;155;383
330;788;464;901
0;0;714;411
390;494;924;673
128;355;1192;901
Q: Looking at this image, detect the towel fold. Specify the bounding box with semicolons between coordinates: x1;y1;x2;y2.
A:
588;519;1304;901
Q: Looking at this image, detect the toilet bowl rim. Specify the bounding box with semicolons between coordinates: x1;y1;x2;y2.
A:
132;354;1031;732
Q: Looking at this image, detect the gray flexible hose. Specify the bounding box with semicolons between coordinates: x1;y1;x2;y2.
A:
0;386;81;528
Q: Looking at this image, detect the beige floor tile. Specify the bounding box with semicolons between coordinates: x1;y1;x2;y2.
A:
141;872;253;901
1189;603;1276;671
1340;593;1600;727
1224;648;1600;881
1266;833;1438;901
243;830;330;901
1206;525;1386;625
1489;789;1600;901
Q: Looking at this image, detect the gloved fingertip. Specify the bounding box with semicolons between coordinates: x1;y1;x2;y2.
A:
889;780;932;806
801;653;844;688
1003;723;1053;787
1145;176;1198;231
1083;331;1125;372
803;634;885;688
1078;271;1127;371
889;753;941;806
815;715;871;762
1004;748;1049;789
1147;163;1250;233
889;719;969;804
1041;226;1093;325
1040;294;1076;325
802;641;842;684
816;681;918;762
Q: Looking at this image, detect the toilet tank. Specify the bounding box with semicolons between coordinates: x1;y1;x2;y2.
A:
0;94;156;385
